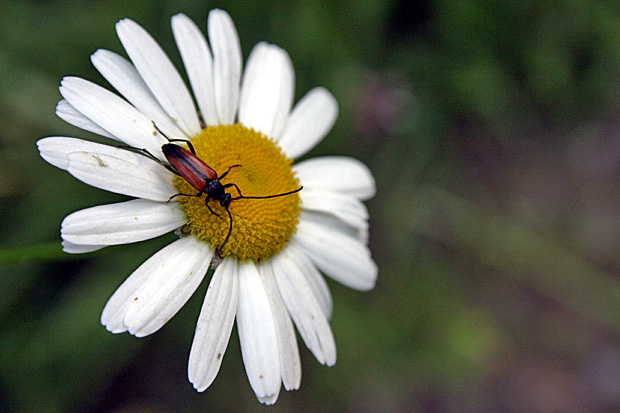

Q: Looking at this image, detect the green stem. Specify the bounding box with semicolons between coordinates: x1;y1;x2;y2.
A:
0;242;67;264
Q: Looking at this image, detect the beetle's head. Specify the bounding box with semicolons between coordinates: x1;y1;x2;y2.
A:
220;193;232;208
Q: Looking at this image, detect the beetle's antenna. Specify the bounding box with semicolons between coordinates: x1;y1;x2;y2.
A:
232;186;303;201
215;186;302;256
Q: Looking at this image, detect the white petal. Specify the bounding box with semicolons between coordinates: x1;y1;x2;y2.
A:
61;199;185;246
258;262;302;391
100;240;172;334
239;43;294;139
66;150;176;201
59;77;167;156
91;49;187;139
171;13;218;126
123;237;212;337
294;156;376;201
61;240;105;254
257;393;279;405
116;18;201;136
271;249;336;366
294;212;377;291
278;87;338;159
283;243;332;319
300;189;369;232
188;258;239;392
237;261;281;404
55;99;116;140
37;137;122;170
208;9;242;125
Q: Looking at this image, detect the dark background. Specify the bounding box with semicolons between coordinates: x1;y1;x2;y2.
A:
3;0;620;411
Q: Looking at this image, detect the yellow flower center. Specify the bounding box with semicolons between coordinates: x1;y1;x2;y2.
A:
173;124;301;261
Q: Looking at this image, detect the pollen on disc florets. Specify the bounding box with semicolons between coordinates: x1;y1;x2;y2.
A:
172;124;301;262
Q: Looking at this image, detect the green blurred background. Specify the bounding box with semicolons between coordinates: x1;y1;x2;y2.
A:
3;0;620;411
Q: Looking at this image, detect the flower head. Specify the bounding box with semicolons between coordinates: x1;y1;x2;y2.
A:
37;9;377;404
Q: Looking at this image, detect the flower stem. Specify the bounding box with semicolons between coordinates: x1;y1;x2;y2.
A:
0;243;67;264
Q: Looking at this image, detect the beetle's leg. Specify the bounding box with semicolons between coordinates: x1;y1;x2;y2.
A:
204;196;223;219
167;138;196;155
206;204;222;218
168;191;203;203
152;122;196;154
117;144;181;177
218;164;242;180
117;145;159;160
222;182;244;198
216;208;234;256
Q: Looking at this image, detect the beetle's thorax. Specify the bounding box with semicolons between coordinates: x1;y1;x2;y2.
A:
205;179;226;202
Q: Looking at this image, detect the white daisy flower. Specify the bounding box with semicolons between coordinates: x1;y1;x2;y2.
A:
37;9;377;405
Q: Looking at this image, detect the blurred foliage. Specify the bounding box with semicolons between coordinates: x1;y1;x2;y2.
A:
3;0;620;411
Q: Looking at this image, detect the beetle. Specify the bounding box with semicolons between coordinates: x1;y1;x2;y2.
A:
121;123;303;255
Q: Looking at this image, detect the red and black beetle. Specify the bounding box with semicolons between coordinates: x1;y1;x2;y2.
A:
121;123;303;255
